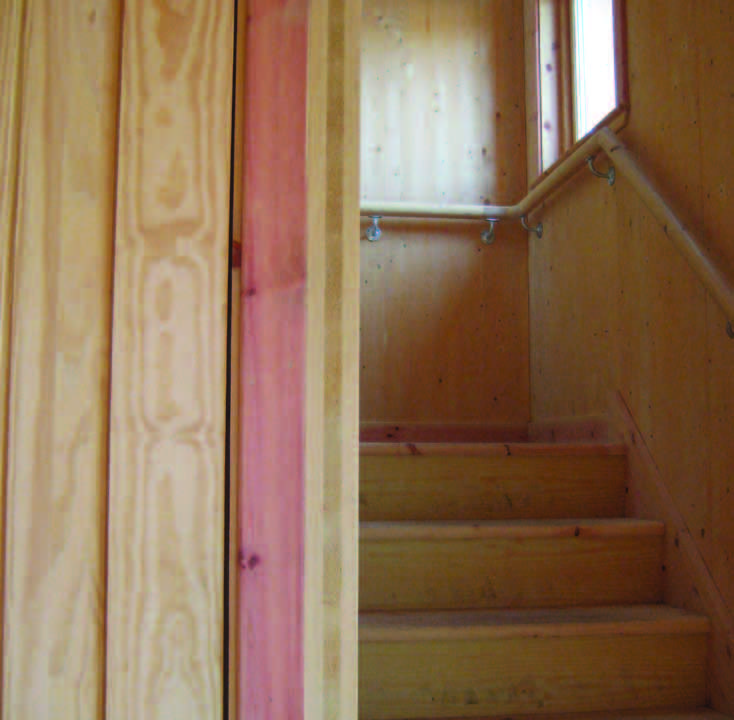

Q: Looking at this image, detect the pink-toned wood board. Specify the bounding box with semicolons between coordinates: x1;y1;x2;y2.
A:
239;0;308;717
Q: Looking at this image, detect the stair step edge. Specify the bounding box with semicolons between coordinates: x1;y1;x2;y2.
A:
361;518;664;541
390;708;731;720
360;605;710;643
360;442;627;457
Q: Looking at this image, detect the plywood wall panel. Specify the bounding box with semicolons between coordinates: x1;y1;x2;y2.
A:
698;0;734;620
360;0;529;425
361;224;529;423
361;0;526;205
1;1;121;716
528;1;734;711
106;1;233;717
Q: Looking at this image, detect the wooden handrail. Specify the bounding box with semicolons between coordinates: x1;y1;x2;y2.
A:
596;129;734;330
361;127;734;328
360;131;604;220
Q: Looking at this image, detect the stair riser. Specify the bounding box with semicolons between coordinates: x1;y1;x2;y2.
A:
360;535;664;610
359;634;707;720
360;456;627;522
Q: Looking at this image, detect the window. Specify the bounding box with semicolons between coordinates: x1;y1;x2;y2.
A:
572;0;617;139
528;0;628;178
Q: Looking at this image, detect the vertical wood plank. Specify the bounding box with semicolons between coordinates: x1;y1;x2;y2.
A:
229;268;240;720
2;0;121;716
0;4;26;705
240;0;361;717
320;1;361;716
239;0;308;717
106;1;233;717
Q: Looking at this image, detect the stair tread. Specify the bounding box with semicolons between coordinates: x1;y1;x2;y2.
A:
361;442;627;457
396;709;732;720
361;518;664;541
360;605;710;642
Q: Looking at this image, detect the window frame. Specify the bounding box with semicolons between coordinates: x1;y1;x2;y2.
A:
525;0;629;186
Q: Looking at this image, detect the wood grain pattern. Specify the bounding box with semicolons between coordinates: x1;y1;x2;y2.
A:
1;1;120;717
360;224;530;424
360;0;529;425
0;2;25;707
528;2;734;713
360;617;708;719
229;268;240;720
360;452;627;522
106;1;233;717
360;519;663;611
317;1;361;718
615;392;734;713
239;0;308;718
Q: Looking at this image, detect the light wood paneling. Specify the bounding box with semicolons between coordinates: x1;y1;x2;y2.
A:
0;3;25;705
316;1;361;717
528;1;734;712
617;393;734;712
360;225;529;423
1;1;120;717
360;0;529;425
361;0;525;205
106;1;233;717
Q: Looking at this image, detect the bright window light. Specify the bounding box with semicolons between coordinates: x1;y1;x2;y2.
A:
573;0;617;139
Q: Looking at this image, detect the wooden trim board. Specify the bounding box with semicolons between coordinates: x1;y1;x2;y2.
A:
239;0;360;718
239;0;309;716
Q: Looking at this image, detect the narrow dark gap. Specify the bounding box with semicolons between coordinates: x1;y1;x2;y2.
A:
223;0;240;716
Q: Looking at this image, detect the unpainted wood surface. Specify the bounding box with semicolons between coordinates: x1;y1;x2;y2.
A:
360;604;710;640
360;453;627;521
2;1;120;717
360;630;707;719
528;3;734;711
396;711;732;720
0;2;25;706
106;1;233;717
229;268;240;720
360;0;529;425
617;393;734;713
239;0;310;718
304;0;362;717
360;519;663;610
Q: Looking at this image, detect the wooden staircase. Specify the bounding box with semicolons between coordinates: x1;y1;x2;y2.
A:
359;442;721;720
